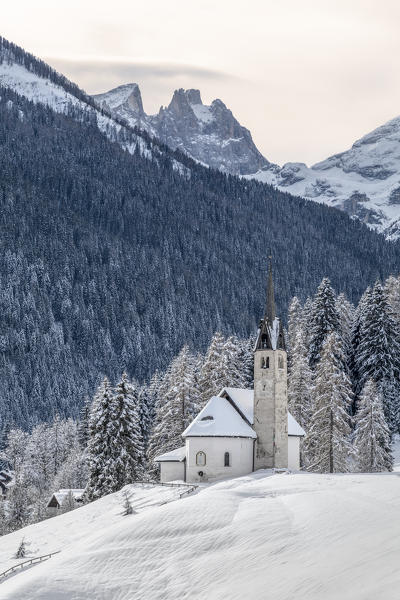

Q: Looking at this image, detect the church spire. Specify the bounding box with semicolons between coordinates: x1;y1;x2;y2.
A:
265;254;276;325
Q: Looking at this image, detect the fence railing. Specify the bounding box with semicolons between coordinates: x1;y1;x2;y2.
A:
0;550;60;582
133;480;198;498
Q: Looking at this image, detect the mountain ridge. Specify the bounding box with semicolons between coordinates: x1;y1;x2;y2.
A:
94;78;400;238
94;83;271;175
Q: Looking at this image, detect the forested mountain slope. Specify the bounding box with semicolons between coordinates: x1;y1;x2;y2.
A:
0;81;399;431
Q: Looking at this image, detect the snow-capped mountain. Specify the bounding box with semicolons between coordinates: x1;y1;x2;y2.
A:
251;116;400;238
2;34;400;238
94;84;270;175
95;81;400;238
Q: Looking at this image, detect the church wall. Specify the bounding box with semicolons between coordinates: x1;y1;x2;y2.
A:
288;436;300;471
185;437;254;483
159;461;185;483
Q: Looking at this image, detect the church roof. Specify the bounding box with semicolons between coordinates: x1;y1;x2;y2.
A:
219;388;306;437
182;396;257;439
154;446;186;462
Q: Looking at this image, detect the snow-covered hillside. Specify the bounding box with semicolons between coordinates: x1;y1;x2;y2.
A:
94;85;270;175
0;40;163;164
2;470;400;599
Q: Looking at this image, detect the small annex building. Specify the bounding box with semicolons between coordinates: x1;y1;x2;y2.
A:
155;263;306;484
46;488;85;513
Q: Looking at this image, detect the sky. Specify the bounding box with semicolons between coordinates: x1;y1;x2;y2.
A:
3;0;400;165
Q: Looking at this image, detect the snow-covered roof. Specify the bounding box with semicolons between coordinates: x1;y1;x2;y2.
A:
154;446;186;462
220;388;254;423
219;388;306;437
47;489;85;508
287;412;306;437
182;396;257;439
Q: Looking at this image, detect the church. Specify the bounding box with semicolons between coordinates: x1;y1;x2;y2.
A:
155;264;305;483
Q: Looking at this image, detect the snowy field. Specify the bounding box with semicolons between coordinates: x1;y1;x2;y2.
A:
2;465;400;599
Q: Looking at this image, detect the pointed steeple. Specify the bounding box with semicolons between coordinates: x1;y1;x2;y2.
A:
265;254;276;325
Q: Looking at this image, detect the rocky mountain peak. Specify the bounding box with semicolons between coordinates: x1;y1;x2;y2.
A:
93;84;270;176
95;83;145;117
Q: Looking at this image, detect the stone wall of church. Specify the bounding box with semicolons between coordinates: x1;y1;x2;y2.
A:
253;349;288;469
185;437;254;483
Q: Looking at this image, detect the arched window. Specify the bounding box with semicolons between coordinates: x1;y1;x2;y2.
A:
224;452;230;467
196;451;206;466
261;335;268;349
278;355;284;369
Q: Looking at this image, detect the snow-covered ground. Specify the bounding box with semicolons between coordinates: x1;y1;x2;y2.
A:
2;463;400;599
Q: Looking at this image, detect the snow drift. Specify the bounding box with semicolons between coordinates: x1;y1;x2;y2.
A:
1;470;400;599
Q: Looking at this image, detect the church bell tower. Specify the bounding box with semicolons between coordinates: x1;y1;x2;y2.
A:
253;259;288;470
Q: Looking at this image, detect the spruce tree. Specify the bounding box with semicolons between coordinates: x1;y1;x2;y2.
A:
85;377;114;501
147;346;199;476
287;296;303;363
305;333;353;473
335;292;354;370
385;275;400;326
288;328;313;432
349;286;372;410
237;335;255;389
105;373;144;492
354;380;393;472
78;396;92;448
199;332;227;406
355;281;400;430
221;335;247;390
308;278;339;367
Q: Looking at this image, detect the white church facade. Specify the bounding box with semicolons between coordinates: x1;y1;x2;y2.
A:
155;264;305;483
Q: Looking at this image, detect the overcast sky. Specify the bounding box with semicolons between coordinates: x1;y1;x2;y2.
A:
3;0;400;165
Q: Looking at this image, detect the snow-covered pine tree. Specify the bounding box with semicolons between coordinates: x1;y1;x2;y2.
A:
288;328;313;432
354;380;393;472
0;498;7;536
53;440;88;490
308;278;339;367
84;377;114;501
0;428;29;484
221;335;247;390
15;538;27;559
143;371;161;440
78;396;92;447
104;373;145;492
6;484;30;532
287;296;303;362
146;346;200;477
335;292;355;370
301;297;313;350
198;332;226;406
385;275;400;326
305;333;353;473
236;335;255;389
355;281;400;431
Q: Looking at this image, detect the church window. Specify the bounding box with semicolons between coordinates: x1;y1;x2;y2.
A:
261;356;269;369
224;452;230;467
261;335;268;349
196;451;206;466
278;355;284;369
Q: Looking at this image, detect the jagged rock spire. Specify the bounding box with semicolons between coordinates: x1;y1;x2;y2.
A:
265;255;276;325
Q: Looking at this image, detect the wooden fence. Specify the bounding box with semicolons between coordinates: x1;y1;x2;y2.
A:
0;550;60;582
